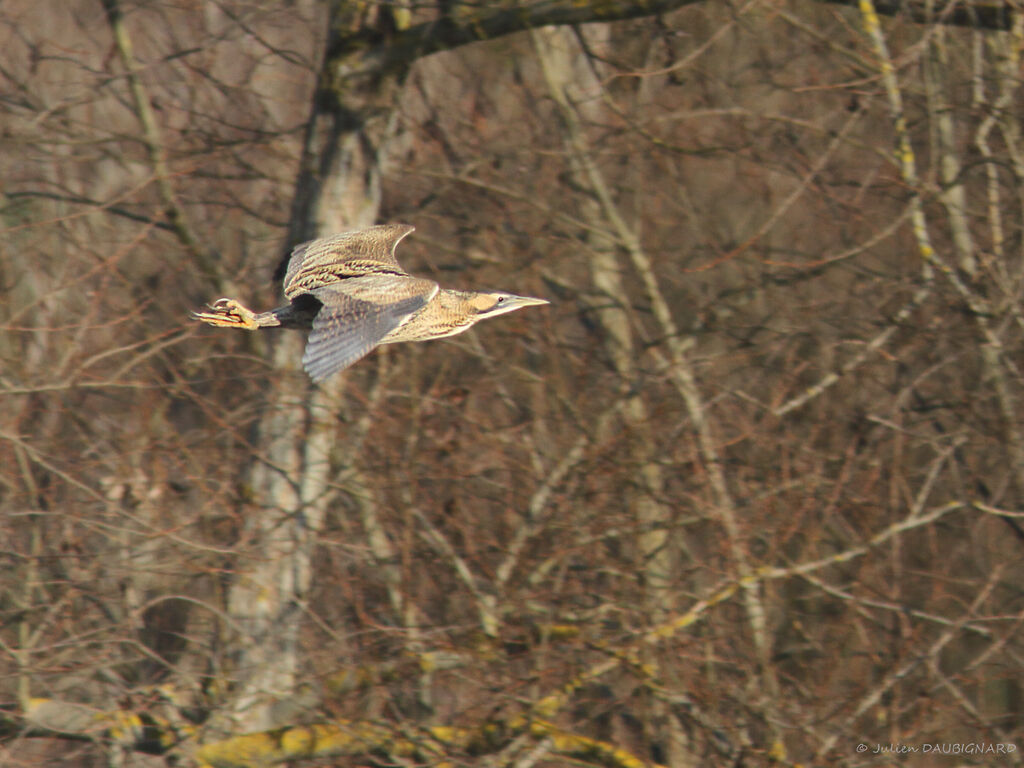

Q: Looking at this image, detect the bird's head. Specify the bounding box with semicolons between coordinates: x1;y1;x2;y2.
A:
468;291;549;319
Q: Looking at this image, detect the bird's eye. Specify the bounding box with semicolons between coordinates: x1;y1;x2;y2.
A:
496;296;505;304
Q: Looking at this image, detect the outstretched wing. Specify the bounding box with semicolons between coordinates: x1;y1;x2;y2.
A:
283;224;416;300
301;275;437;382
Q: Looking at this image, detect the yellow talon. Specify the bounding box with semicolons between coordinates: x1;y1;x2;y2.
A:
191;298;260;330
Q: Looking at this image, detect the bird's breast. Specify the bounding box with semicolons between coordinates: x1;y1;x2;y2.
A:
379;299;475;344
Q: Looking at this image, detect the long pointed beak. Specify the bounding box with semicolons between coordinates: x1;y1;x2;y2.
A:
509;295;550;308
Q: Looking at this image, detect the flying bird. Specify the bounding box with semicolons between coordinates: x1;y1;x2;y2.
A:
193;224;549;381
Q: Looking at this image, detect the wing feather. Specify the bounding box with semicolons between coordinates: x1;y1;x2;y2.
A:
301;275;437;382
283;224;415;300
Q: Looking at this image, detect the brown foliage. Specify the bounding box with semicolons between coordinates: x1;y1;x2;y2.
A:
1;1;1022;766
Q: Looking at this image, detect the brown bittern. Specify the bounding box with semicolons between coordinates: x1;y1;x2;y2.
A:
193;224;549;381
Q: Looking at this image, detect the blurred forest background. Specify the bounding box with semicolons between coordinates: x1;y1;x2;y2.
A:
2;0;1023;766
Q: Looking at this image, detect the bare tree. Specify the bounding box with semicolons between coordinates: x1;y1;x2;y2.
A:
2;1;1023;767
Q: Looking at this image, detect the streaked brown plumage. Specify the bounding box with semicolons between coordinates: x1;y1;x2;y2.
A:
192;224;549;381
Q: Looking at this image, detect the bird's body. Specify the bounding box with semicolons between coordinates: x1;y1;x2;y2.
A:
193;224;548;381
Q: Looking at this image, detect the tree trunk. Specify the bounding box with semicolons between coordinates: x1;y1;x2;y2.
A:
218;1;409;733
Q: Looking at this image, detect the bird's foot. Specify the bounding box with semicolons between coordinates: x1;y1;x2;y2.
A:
191;298;260;330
